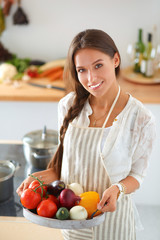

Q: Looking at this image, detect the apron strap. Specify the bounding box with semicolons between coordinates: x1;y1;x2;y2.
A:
99;85;121;168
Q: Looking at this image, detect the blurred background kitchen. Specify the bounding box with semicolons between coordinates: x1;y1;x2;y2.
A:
0;0;160;239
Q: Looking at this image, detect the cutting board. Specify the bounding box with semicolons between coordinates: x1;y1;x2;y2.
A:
0;78;66;101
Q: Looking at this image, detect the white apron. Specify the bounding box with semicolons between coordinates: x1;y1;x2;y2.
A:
60;87;136;240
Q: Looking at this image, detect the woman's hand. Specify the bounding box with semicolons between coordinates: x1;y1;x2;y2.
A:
16;168;58;197
97;185;119;212
16;174;35;197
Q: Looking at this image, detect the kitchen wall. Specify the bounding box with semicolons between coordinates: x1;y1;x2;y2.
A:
1;0;160;68
1;0;160;206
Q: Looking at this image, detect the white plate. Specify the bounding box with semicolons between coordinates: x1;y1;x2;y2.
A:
23;208;105;229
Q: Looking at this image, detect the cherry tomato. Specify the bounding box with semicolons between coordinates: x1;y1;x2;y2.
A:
37;199;57;218
21;188;41;209
29;180;47;197
27;69;38;78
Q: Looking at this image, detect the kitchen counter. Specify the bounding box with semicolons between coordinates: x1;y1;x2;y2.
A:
118;74;160;104
0;78;65;102
0;72;160;103
0;217;63;240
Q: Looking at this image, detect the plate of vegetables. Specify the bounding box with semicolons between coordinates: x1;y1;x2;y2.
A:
22;175;105;229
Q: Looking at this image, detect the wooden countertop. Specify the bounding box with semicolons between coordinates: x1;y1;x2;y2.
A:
118;76;160;104
0;217;63;240
119;67;160;104
0;78;66;102
0;72;160;103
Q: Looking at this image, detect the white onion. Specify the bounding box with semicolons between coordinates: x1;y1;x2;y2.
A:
69;206;88;220
67;182;83;196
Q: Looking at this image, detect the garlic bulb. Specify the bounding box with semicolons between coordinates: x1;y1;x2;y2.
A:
69;206;88;220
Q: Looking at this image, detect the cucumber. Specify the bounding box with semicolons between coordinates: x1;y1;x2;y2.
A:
56;207;69;220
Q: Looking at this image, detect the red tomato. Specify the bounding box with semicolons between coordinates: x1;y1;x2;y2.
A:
27;69;38;78
21;188;41;209
47;194;59;207
29;180;47;197
37;199;57;218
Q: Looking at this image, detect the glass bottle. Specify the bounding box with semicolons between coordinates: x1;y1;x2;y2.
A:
141;33;155;77
134;29;145;73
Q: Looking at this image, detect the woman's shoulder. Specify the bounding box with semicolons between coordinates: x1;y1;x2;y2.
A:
129;95;155;125
59;91;76;108
58;92;76;128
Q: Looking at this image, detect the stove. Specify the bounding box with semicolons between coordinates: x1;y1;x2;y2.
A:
0;144;42;217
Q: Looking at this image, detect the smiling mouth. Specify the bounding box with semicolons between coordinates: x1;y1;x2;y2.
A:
89;81;103;90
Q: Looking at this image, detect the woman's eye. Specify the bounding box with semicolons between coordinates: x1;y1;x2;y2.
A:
78;69;85;73
95;63;102;69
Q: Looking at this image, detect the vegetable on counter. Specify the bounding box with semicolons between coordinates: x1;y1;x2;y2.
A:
6;54;31;73
38;66;64;81
0;63;18;82
39;58;66;71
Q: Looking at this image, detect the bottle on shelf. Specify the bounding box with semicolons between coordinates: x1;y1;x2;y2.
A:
141;33;155;77
134;29;145;73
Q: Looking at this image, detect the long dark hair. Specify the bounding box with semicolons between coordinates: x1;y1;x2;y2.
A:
47;29;121;179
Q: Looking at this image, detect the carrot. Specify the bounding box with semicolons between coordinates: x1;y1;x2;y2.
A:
38;66;63;78
48;69;63;82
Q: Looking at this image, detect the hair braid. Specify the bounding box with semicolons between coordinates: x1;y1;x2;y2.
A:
47;88;89;179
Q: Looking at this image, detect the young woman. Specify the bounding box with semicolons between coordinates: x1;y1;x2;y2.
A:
17;29;156;240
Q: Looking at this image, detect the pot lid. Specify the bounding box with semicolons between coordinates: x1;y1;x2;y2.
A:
0;161;15;181
23;128;58;149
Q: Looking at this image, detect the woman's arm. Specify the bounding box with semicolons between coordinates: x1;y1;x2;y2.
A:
120;176;139;194
98;110;156;213
16;168;58;197
97;176;139;212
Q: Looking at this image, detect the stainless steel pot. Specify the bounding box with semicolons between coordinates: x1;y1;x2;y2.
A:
0;160;20;202
23;127;58;169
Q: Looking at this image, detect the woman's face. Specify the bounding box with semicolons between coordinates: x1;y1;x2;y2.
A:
74;48;119;98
